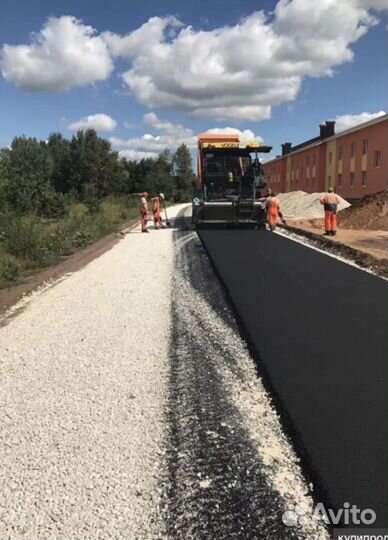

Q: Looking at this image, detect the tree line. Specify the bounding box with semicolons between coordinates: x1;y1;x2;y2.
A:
0;129;194;218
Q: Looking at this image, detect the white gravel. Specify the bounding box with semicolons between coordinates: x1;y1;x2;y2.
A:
277;190;350;219
0;205;185;540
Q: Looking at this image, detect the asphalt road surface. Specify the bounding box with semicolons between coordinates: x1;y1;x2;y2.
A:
165;209;328;540
198;225;388;528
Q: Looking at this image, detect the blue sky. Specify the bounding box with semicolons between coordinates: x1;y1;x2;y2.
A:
0;0;387;158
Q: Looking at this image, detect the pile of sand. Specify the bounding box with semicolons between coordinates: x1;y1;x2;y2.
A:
277;191;350;219
337;191;388;230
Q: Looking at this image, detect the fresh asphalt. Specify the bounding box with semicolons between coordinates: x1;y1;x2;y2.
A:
198;226;388;528
165;210;329;540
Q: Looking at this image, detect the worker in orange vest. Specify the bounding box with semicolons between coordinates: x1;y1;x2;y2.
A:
140;192;149;233
266;192;286;231
151;193;167;230
320;187;341;236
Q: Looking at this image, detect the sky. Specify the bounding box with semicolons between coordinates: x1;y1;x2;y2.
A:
0;0;387;160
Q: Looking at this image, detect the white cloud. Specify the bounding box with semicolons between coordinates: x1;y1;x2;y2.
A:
110;1;387;121
0;16;113;91
68;114;117;132
204;127;263;144
2;2;387;121
334;110;386;132
110;113;196;158
118;149;159;160
103;16;182;58
110;113;265;160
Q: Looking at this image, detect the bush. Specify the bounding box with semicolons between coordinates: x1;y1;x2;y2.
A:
68;202;89;221
0;196;140;289
0;215;50;266
0;253;22;283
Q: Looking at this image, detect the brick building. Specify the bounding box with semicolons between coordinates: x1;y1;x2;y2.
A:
264;114;388;201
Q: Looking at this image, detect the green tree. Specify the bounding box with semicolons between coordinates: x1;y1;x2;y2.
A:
172;143;194;202
4;137;64;216
149;149;173;198
47;133;71;194
68;129;128;205
0;148;10;210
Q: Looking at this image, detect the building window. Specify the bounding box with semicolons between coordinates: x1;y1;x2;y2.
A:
350;172;355;187
338;174;342;187
307;156;310;166
351;143;356;157
374;150;382;167
329;152;332;164
312;155;316;166
362;139;368;155
362;171;367;186
328;175;332;188
306;178;309;188
338;146;342;160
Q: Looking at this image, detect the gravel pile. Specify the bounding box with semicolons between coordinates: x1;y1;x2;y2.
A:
277;191;350;219
0;206;185;540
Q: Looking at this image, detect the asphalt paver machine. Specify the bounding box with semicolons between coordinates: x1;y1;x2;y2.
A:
192;134;272;227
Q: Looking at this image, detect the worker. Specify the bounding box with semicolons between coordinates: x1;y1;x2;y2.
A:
151;193;166;230
266;192;286;231
320;187;340;236
140;192;149;233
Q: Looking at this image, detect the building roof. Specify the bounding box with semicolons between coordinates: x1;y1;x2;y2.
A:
265;113;388;165
329;112;388;139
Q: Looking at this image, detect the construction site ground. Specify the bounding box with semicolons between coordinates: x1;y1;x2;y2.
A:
0;204;387;539
285;219;388;261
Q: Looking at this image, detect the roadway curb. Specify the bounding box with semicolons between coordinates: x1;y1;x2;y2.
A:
279;224;388;278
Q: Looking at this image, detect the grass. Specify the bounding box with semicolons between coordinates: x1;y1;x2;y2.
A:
0;196;139;289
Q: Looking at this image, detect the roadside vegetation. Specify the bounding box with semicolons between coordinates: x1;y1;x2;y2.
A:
0;129;194;288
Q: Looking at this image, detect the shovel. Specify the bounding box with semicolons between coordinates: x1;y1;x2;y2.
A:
161;198;172;227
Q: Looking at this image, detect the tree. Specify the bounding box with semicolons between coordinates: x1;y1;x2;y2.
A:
4;136;64;216
0;148;10;211
47;133;71;194
172;144;194;202
149;149;174;198
68;129;128;204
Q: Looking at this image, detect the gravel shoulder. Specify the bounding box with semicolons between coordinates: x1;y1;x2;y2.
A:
0;209;185;540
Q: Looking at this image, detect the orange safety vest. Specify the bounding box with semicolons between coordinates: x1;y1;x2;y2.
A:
267;196;280;214
152;198;160;213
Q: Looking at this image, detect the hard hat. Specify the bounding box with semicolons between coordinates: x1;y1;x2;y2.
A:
328;187;334;192
159;193;165;200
